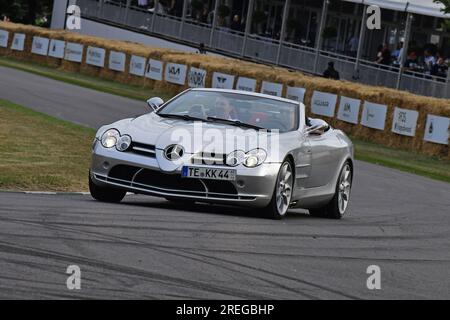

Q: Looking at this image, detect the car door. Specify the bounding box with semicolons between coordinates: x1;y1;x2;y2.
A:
305;130;341;188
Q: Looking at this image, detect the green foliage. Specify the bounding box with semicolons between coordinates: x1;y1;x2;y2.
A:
433;0;450;13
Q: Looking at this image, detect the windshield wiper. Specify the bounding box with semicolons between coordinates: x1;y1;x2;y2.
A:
206;117;265;130
158;113;206;122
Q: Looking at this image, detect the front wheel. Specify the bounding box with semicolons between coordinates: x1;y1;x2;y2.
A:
264;160;294;220
309;161;353;219
89;173;126;203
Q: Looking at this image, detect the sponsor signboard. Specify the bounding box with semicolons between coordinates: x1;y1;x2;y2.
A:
311;91;338;117
165;63;187;85
108;51;126;72
188;67;207;88
236;77;256;92
391;107;419;137
129;55;146;77
31;36;49;56
286;86;306;103
337;96;361;124
424;115;449;145
48;39;65;58
145;59;163;81
261;81;283;97
212;72;235;89
86;46;106;67
64;42;84;62
0;30;9;48
11;33;25;51
361;101;387;130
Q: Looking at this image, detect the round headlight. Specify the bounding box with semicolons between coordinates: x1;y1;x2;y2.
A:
116;135;132;152
244;149;267;167
226;150;246;167
101;129;120;148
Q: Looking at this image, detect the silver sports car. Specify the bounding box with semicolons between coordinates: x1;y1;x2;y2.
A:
89;88;354;219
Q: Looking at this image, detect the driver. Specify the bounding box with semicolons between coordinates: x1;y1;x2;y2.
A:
212;96;238;120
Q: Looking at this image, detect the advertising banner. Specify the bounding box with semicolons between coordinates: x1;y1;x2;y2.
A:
108;51;126;72
48;39;65;58
188;67;207;88
86;46;106;67
64;42;84;62
391;107;419;137
145;59;163;81
129;55;147;77
424;115;449;145
11;33;25;51
31;36;49;56
165;63;187;85
361;101;387;130
286;86;306;103
0;29;8;48
236;77;257;92
337;96;361;124
261;81;283;97
212;72;235;89
311;91;338;117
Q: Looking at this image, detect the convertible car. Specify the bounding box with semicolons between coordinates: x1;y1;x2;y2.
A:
89;88;354;219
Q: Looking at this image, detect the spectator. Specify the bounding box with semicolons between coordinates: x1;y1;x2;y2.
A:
393;42;404;64
347;35;359;57
230;15;242;32
376;43;391;65
424;49;436;68
431;52;448;79
197;43;207;54
323;61;340;80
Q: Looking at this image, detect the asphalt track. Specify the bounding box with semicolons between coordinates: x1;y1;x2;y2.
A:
1;66;450;299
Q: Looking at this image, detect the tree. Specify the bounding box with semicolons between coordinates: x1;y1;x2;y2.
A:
433;1;450;30
0;0;53;26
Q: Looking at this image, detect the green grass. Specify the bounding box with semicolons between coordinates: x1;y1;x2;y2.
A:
0;56;449;189
0;99;95;191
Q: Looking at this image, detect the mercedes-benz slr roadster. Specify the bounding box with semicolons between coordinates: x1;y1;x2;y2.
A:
89;88;354;219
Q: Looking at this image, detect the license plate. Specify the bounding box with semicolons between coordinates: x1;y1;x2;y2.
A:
182;167;236;181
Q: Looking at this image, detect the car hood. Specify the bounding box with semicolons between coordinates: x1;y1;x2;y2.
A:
116;113;276;154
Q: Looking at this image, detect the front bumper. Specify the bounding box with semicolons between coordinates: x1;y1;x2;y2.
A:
90;142;281;207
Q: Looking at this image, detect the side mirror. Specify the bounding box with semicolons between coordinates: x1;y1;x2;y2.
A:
146;97;164;112
304;118;330;135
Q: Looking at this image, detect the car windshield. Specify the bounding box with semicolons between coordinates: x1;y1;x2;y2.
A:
157;90;299;133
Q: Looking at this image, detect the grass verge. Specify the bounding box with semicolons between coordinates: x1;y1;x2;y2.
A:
0;99;94;191
0;57;449;189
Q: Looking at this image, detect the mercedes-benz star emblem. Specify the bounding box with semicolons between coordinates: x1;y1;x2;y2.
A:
164;144;184;161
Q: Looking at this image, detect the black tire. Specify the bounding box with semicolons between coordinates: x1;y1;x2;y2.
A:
309;161;352;219
89;173;126;203
263;159;294;220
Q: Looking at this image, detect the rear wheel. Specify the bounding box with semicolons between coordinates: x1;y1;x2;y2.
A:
89;173;126;203
264;160;294;220
309;161;352;219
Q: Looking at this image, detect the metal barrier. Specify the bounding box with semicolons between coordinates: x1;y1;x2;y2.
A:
75;0;450;99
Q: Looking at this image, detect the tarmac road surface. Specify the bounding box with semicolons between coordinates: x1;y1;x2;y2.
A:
0;65;449;299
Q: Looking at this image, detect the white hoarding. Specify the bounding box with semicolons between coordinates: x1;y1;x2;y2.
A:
236;77;256;92
11;33;25;51
0;30;9;48
108;51;126;72
145;59;163;81
31;36;49;56
64;42;84;62
165;63;187;85
361;101;388;131
48;39;65;58
286;86;306;103
129;55;146;77
86;46;105;67
311;91;338;117
212;72;235;89
261;81;283;97
391;107;419;137
424;115;449;145
188;67;207;88
337;96;361;124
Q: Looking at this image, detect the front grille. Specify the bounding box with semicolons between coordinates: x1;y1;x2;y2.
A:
103;165;248;199
128;142;156;158
191;152;227;166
